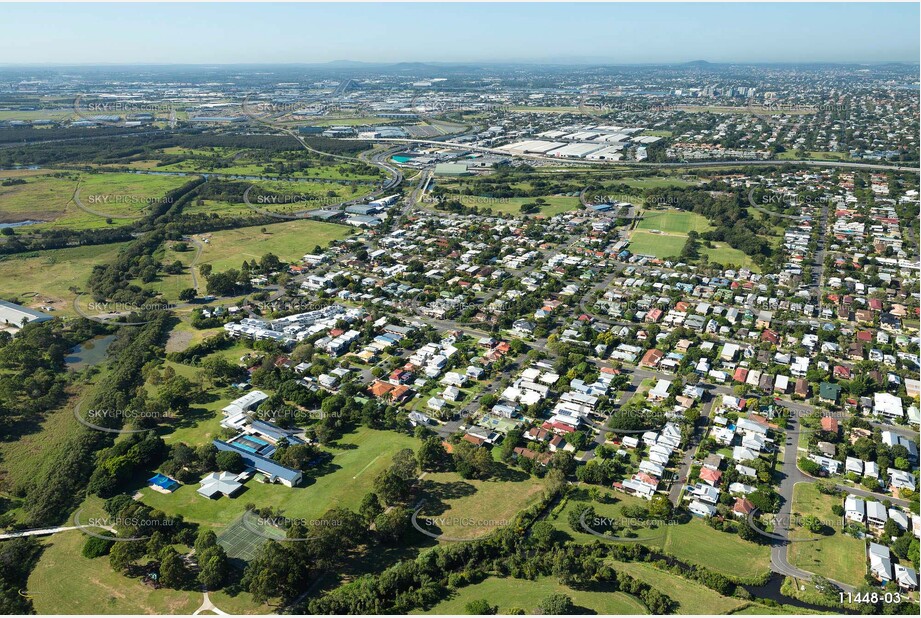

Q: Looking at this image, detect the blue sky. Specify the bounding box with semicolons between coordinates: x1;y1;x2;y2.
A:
0;3;917;65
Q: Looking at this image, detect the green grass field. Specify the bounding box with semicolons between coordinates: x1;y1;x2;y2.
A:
416;470;546;541
454;195;581;217
548;486;670;546
636;210;713;234
777;150;852;162
628;230;688;258
27;530;200;615
0;394;83;499
617;177;697;189
701;242;761;271
140;427;419;533
787;482;866;587
138;147;383;181
194;219;352;273
610;560;748;614
415;575;647;615
662;517;771;581
630;209;761;270
0;171;190;230
0;242;129;312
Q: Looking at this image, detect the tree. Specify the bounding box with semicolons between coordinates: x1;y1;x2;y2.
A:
417;436;449;471
373;468;411;505
359;492;384;524
216;451;244;473
198;545;230;590
548;451;575;475
390;448;418;481
109;539;146;572
465;599;498;615
802;515;823;533
194;529;218;555
374;507;410;544
178;288;197;302
82;536;114;559
530;520;556;549
159;549;190;589
648;495;673;520
537;593;574;615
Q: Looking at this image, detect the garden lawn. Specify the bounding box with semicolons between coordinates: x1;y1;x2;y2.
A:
455;195;581;217
627;230;688;258
636;210;713;234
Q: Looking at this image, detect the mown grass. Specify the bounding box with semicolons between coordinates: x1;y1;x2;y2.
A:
787;482;866;587
27;530;200;615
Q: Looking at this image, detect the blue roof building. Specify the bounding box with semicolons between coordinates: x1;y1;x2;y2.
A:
213;439;303;487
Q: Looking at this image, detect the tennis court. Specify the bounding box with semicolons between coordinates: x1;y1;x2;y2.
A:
217;513;286;561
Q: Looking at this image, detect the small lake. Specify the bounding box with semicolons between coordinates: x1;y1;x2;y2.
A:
0;220;45;229
65;334;116;370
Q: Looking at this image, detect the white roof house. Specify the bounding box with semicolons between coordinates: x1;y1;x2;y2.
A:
198;471;244;499
222;390;269;417
887;468;916;491
894;564;918;591
733;446;758;462
648;379;672;401
689;500;717;517
874;392;904;419
845;495;866;523
866;501;888;526
868;542;893;582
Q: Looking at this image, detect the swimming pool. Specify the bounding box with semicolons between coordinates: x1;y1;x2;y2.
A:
148;473;179;491
232;435;271;454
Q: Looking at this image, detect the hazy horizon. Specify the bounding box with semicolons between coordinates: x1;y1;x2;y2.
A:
0;3;918;65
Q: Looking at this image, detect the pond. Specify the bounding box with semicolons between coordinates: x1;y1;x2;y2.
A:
65;334;116;370
0;220;45;229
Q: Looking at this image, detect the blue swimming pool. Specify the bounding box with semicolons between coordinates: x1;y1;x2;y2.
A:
148;473;179;491
233;435;271;454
